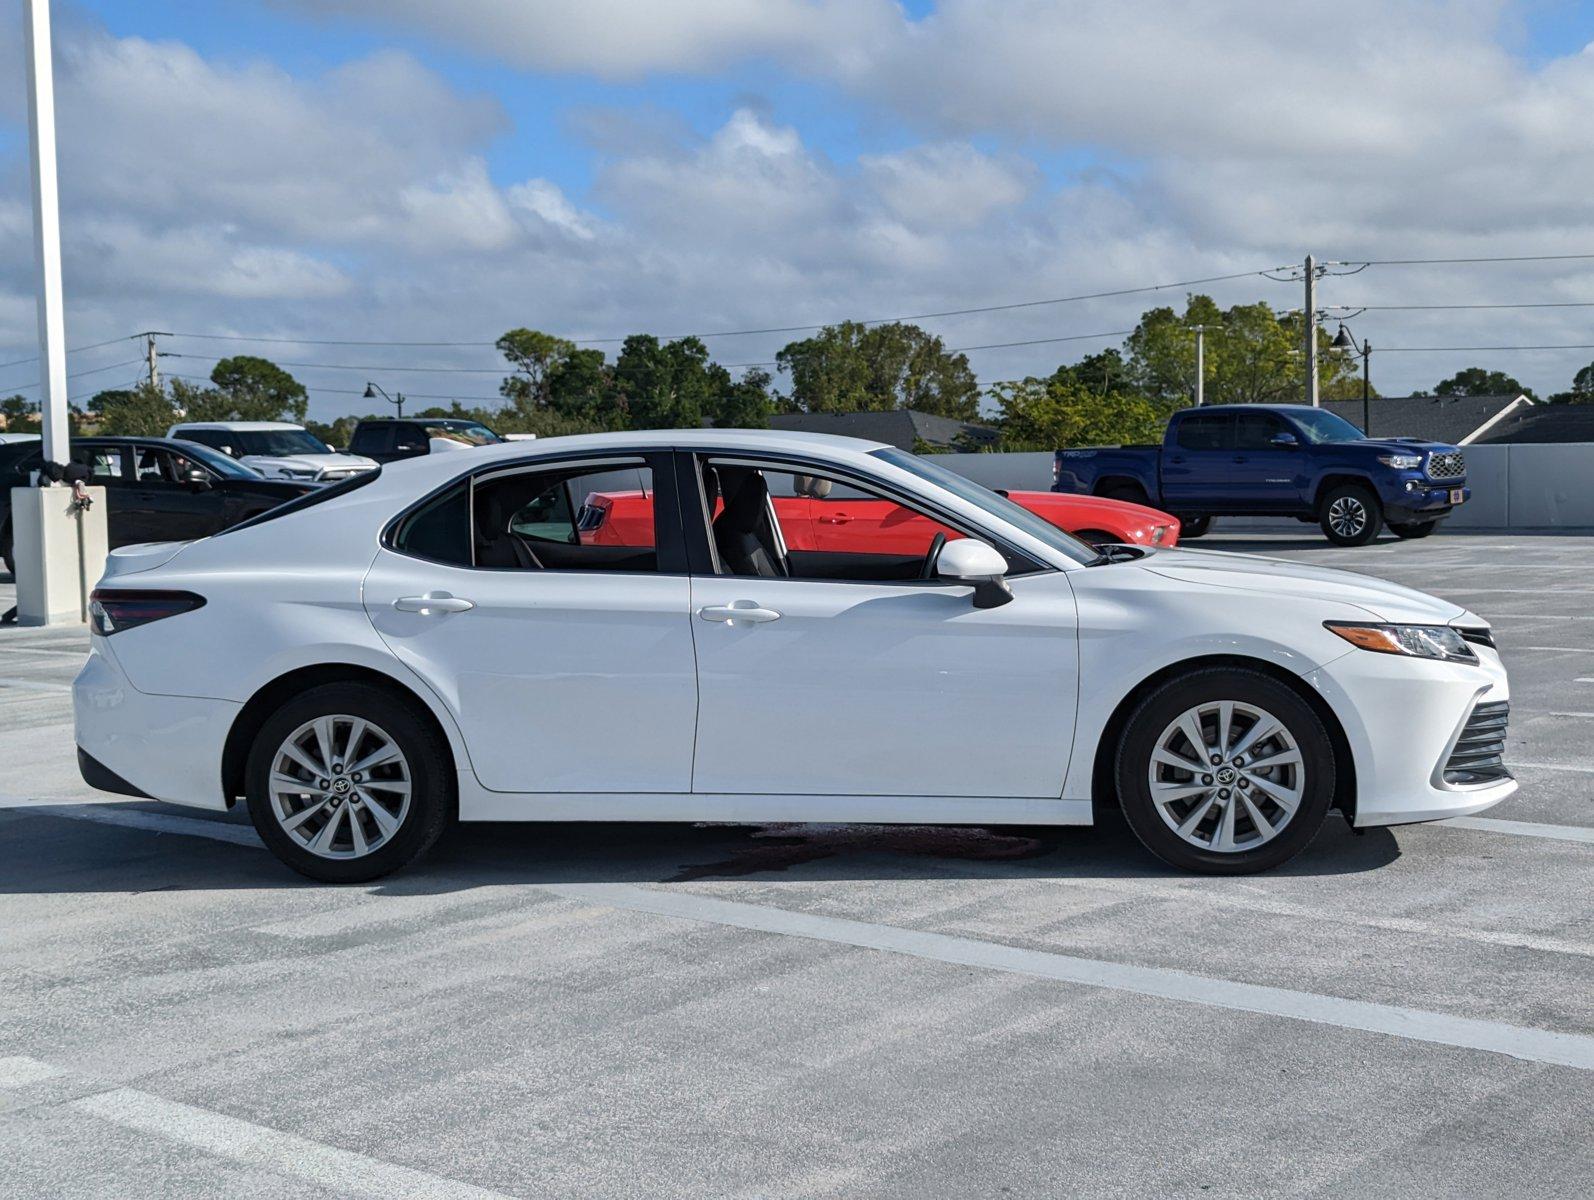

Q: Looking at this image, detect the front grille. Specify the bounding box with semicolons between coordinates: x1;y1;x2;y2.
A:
1427;450;1465;480
1443;700;1510;785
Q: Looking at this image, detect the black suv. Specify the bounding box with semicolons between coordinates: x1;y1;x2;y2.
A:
348;418;503;463
1;437;314;577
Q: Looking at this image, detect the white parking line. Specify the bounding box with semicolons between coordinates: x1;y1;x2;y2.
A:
21;803;263;847
0;644;86;657
72;1088;514;1200
0;676;73;693
1510;760;1594;775
547;882;1594;1071
1443;817;1594;845
0;1056;67;1087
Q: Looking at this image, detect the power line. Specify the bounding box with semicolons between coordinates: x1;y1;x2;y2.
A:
0;334;140;373
1331;300;1594;312
0;358;149;394
1359;252;1594;266
1374;343;1594;352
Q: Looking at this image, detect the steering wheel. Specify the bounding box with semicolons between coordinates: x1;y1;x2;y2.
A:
920;532;947;580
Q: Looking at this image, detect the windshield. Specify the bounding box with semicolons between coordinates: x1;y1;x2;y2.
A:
170;440;261;479
423;421;501;447
234;429;333;457
871;447;1098;565
1290;409;1367;444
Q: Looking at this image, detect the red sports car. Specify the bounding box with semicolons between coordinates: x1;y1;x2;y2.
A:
575;479;1179;551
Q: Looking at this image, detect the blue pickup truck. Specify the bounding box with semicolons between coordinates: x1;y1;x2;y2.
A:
1051;404;1470;546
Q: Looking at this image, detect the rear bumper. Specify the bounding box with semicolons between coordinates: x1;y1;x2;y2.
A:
73;642;238;811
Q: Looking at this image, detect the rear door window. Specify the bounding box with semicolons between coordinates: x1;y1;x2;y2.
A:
1234;411;1288;450
1176;413;1234;451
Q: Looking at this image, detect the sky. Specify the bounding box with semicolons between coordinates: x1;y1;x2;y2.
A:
3;0;1594;419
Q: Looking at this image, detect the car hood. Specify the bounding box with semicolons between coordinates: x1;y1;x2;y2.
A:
1137;547;1466;623
238;453;377;474
1008;489;1173;524
1352;438;1461;455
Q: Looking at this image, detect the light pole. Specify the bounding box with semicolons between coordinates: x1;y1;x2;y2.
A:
1330;323;1372;434
363;381;404;418
1190;323;1220;406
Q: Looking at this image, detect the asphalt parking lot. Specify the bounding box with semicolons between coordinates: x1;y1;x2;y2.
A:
1;530;1591;1199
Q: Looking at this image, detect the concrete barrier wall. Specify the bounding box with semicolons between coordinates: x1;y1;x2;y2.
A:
925;444;1594;529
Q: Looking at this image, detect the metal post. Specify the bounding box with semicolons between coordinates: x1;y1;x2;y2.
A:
1362;342;1371;435
24;0;69;463
1303;254;1319;408
145;332;160;390
1194;326;1205;406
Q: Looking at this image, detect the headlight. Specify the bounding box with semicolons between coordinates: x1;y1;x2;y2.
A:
1378;454;1422;470
1325;621;1477;662
1151;525;1168;544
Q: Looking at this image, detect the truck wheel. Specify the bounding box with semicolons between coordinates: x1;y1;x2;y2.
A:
1388;520;1437;540
1115;667;1335;874
1099;482;1150;506
1177;515;1212;539
1319;483;1383;546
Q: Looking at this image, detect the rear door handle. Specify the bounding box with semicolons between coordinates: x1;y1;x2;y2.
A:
698;603;781;624
393;592;474;615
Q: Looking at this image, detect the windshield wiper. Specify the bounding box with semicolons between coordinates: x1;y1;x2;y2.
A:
1086;543;1140;565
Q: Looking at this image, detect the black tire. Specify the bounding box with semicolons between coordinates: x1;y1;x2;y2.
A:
245;682;453;883
1318;482;1383;546
1115;667;1336;874
1176;515;1212;539
1099;481;1151;506
1388;520;1437;540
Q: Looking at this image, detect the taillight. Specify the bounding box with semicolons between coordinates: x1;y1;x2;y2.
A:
89;589;206;636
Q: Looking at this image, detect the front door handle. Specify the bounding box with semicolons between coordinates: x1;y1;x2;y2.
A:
393;592;475;615
698;602;781;625
817;512;851;525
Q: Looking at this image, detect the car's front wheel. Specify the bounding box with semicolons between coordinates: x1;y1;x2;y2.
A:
245;682;452;882
1319;483;1383;546
1115;668;1336;874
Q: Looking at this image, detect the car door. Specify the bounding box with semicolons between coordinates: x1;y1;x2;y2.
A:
805;479;949;555
1159;412;1234;511
362;451;699;794
124;446;223;542
1230;411;1306;509
685;454;1079;799
67;444;136;544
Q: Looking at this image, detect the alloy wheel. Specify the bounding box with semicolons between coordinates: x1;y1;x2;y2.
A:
269;715;412;860
1327;496;1367;539
1147;700;1304;852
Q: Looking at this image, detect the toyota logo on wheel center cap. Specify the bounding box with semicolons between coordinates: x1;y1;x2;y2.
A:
1215;766;1237;785
333;778;351;793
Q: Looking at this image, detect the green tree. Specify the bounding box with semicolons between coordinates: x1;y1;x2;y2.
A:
1;395;37;434
611;335;722;429
705;366;773;429
1124;295;1358;407
1432;367;1537;401
93;383;180;436
1051;348;1136;396
1546;361;1594;404
776;321;979;419
497;329;577;411
185;356;309;423
990;376;1165;451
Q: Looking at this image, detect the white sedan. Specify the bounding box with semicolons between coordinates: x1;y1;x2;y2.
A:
73;429;1514;882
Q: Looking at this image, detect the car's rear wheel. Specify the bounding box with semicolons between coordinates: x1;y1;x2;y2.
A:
1318;483;1383;546
1176;515;1212;539
1115;668;1336;874
245;682;452;882
1388;520;1437;539
1098;481;1151;506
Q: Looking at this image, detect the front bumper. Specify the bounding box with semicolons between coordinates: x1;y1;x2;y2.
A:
1307;642;1515;827
1383;476;1469;522
73;641;239;811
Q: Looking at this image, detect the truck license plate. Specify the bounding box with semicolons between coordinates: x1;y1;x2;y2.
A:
1449;488;1464;503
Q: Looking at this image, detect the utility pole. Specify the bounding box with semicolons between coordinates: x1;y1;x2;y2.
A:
1361;341;1371;435
1191;324;1218;406
24;0;68;462
145;332;160;390
1303;254;1319;407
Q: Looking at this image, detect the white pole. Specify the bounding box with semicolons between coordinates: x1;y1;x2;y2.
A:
1194;325;1206;406
24;0;70;463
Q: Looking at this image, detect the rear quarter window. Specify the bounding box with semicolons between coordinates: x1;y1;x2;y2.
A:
215;467;382;537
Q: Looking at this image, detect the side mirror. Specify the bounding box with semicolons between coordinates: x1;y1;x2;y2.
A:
1270;432;1299;449
185;467;211;488
935;538;1013;609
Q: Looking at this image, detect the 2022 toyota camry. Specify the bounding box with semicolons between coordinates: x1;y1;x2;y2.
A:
72;430;1515;882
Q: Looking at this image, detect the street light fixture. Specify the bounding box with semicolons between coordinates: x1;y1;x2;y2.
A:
363;381;404;418
1330;323;1372;435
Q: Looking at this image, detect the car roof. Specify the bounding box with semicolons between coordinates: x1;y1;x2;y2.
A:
169;421;305;431
1183;404;1329;415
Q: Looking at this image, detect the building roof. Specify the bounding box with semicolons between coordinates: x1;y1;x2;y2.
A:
1319;394;1532;445
767;409;1000;451
1470;404;1594;444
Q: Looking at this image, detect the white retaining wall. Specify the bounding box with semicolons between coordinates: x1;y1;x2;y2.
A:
926;444;1594;530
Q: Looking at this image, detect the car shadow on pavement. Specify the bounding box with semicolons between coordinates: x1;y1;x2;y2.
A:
0;804;1400;897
